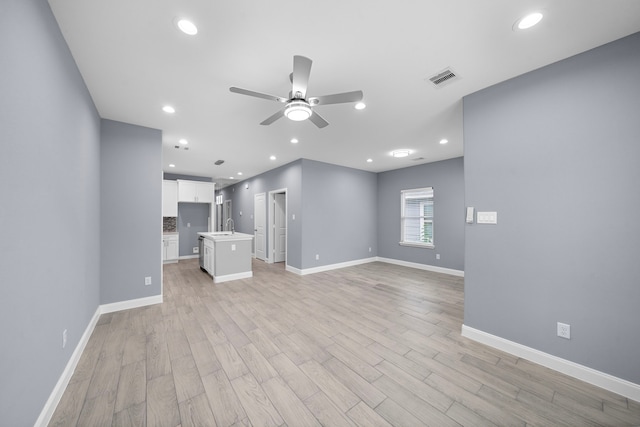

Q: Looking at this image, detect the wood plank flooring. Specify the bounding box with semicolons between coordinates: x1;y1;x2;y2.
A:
49;259;640;426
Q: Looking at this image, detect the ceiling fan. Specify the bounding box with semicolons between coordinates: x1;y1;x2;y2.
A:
229;55;363;128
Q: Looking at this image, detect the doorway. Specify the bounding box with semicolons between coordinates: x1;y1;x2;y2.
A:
268;189;287;264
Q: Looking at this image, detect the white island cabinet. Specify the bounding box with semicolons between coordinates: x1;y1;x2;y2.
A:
177;180;214;203
197;232;253;283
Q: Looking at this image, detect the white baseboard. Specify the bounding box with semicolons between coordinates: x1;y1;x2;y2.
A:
34;307;101;427
214;271;253;283
290;257;378;276
36;293;163;426
100;294;163;314
376;256;464;277
179;254;199;260
461;325;640;402
285;264;302;275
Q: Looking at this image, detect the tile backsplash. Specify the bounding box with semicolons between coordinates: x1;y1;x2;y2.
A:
163;217;177;232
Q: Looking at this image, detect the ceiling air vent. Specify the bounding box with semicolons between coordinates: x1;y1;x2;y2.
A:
214;160;225;165
427;67;459;88
412;157;425;161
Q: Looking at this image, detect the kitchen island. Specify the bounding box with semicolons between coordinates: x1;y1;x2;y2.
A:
198;232;254;283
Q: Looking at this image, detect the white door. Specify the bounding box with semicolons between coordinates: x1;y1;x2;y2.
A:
274;193;286;263
254;193;266;261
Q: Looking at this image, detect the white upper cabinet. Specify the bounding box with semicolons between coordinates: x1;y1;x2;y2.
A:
162;180;178;216
177;180;214;203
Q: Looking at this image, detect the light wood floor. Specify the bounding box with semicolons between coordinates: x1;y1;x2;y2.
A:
50;259;640;426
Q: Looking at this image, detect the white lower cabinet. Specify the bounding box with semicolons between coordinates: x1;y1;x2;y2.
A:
163;234;179;263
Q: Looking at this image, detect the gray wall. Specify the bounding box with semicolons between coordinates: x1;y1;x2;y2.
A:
0;0;101;424
223;160;303;269
300;159;378;269
100;119;162;304
177;203;209;256
463;32;640;384
377;157;465;271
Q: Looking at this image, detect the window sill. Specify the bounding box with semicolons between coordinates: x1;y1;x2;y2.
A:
399;242;434;249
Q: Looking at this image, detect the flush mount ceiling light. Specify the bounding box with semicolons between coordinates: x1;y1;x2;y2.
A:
270;155;277;160
355;102;366;110
290;138;299;144
440;138;449;145
366;158;373;163
169;164;175;168
179;138;188;145
284;101;312;121
162;105;175;113
514;12;543;30
391;149;412;158
176;19;198;35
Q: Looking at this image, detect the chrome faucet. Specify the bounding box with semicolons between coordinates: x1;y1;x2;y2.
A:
225;218;235;234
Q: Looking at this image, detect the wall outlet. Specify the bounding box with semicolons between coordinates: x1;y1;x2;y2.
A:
193;247;199;254
369;247;372;252
231;244;236;251
436;254;441;260
145;276;152;286
557;322;571;339
187;222;191;228
315;254;319;260
62;329;67;348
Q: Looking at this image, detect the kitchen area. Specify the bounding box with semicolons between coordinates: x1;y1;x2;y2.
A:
162;176;254;283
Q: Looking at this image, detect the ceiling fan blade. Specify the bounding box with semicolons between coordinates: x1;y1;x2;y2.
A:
292;55;312;99
260;108;285;126
308;110;329;128
309;90;363;106
230;87;286;103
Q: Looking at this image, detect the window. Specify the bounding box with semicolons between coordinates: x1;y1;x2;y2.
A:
400;187;434;247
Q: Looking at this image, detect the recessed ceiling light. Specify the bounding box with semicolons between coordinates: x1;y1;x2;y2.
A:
514;12;543;30
169;164;175;168
229;176;234;180
162;105;175;114
391;149;411;158
355;102;366;110
366;158;373;163
177;19;198;35
270;155;276;160
290;138;299;144
440;139;448;145
179;138;188;145
237;172;243;176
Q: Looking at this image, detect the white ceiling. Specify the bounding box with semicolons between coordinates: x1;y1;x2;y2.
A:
48;0;640;188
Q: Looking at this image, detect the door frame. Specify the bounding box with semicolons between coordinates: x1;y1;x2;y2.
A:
254;192;267;261
268;188;287;264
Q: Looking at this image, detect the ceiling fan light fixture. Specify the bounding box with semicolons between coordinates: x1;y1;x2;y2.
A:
284;101;312;121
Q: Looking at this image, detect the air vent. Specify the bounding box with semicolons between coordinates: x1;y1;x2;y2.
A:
427;67;459;88
412;157;425;161
214;160;225;165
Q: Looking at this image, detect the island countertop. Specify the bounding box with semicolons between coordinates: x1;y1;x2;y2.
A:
198;232;254;242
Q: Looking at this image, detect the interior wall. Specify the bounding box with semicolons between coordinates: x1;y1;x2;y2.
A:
0;0;101;424
100;119;162;304
377;157;465;271
300;159;378;269
464;32;640;384
224;160;303;269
